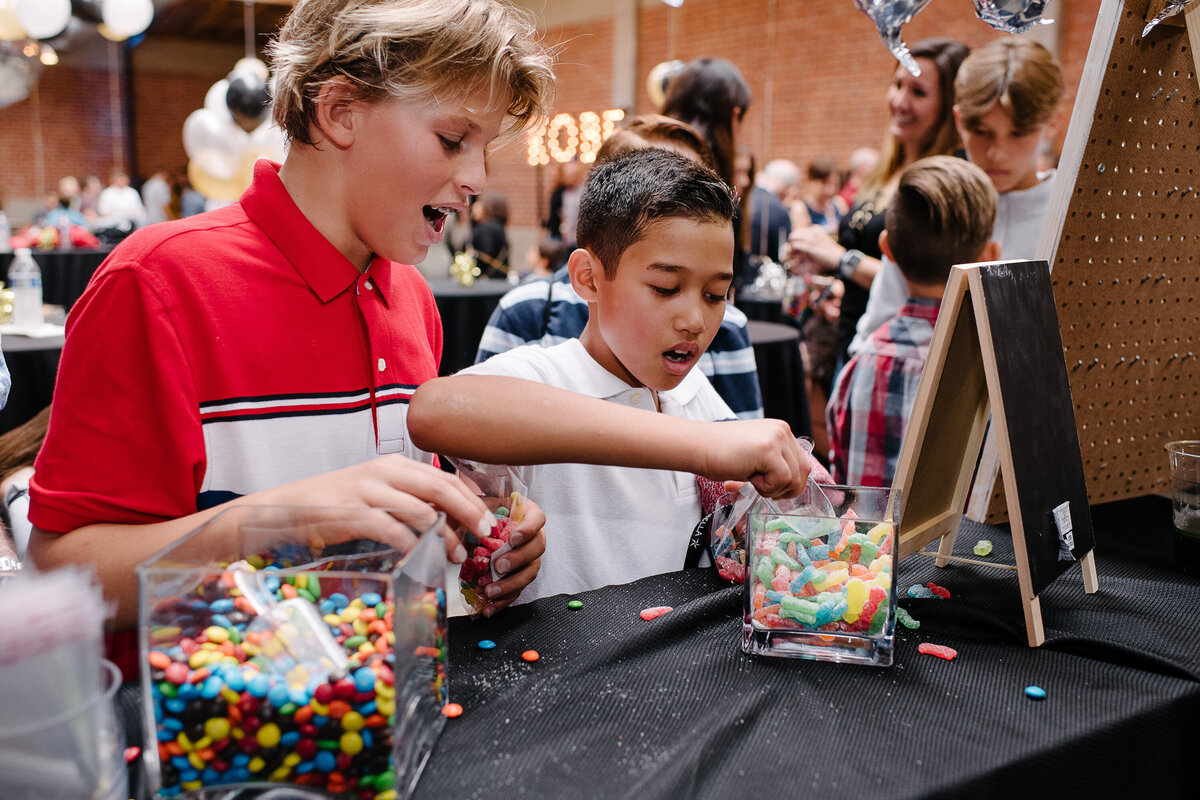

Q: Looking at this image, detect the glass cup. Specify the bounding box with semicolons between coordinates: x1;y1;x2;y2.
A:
1165;441;1200;575
742;484;900;666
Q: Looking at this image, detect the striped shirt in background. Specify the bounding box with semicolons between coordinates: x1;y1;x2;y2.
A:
475;268;764;419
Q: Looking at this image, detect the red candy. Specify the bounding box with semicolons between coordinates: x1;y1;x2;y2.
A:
926;582;951;599
716;555;745;583
460;495;524;612
917;643;958;660
639;606;673;621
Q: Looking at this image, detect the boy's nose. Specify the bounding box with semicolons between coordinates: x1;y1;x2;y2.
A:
458;154;487;197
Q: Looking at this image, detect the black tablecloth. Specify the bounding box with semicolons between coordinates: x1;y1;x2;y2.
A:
411;495;1197;800
0;333;63;434
748;319;810;438
735;290;792;326
0;247;111;310
120;495;1199;798
429;278;511;376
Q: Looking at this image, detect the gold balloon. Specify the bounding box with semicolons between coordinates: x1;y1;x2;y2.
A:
450;252;481;287
188;153;260;202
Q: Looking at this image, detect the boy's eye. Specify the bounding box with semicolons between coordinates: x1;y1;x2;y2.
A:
651;285;678;297
704;292;727;304
439;135;464;152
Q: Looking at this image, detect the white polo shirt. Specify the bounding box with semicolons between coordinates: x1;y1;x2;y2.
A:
460;339;735;602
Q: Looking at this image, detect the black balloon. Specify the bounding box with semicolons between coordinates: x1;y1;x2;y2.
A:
225;72;271;132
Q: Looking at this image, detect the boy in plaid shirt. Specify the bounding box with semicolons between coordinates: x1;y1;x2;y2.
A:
827;156;999;486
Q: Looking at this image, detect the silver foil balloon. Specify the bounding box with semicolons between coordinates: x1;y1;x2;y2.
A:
1142;0;1197;37
853;0;933;76
973;0;1053;34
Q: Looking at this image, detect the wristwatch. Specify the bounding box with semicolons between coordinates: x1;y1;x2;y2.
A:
837;249;864;282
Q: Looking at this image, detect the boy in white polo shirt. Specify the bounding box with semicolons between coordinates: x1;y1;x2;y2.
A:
410;147;809;601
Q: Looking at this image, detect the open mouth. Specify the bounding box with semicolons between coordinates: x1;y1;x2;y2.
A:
664;349;693;364
423;205;452;233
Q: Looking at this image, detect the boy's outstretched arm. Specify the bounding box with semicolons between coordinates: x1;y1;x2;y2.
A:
409;376;810;498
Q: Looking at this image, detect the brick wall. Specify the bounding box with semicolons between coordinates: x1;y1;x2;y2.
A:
0;0;1104;229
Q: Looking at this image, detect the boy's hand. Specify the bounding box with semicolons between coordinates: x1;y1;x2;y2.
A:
698;419;810;499
478;500;546;617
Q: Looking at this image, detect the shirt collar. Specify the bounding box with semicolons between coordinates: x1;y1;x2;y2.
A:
240;159;390;305
558;338;708;410
898;296;941;320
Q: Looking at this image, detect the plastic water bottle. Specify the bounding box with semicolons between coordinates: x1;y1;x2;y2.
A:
57;215;72;250
0;211;10;253
8;247;43;330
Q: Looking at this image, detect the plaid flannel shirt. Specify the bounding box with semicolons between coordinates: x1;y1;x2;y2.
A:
827;297;940;487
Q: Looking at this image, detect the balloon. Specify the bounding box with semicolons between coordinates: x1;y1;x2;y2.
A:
183;108;244;181
646;60;684;110
204;79;232;118
101;0;154;39
233;57;269;82
852;0;933;77
0;0;24;41
188;158;254;203
972;0;1052;35
0;43;35;108
226;71;272;133
15;0;70;40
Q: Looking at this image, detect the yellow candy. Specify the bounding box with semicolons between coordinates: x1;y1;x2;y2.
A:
374;680;395;699
340;731;364;755
248;756;265;774
246;555;266;569
182;780;203;791
339;607;360;624
323;613;342;628
220;688;240;704
341;711;365;732
176;732;194;752
231;728;244;740
257;722;281;749
310;700;329;715
353;618;369;636
375;696;395;716
205;718;231;741
866;522;892;545
283;752;302;768
203;626;230;643
269;766;291;782
375;791;398;800
188;752;205;770
193;735;212;751
843;579;869;623
187;652;209;670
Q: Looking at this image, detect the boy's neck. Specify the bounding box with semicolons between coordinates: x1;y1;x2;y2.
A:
278;148;372;272
578;322;662;412
905;280;946;300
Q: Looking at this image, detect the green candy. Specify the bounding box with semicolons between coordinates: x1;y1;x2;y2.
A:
567;600;583;610
973;539;993;557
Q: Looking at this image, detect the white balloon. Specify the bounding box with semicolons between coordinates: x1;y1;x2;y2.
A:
204;79;234;120
15;0;70;40
183;108;246;182
232;57;270;82
248;119;288;163
101;0;154;39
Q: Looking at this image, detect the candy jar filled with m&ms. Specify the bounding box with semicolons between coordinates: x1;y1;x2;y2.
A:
136;505;451;798
742;484;901;666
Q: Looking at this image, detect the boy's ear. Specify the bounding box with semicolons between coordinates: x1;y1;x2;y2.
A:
312;77;359;149
568;247;604;301
978;239;1002;262
952;104;963;135
878;229;894;263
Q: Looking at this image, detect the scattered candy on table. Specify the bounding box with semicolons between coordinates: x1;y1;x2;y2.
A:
143;552;447;797
477;639;496;650
926;582;951;599
521;650;540;662
907;585;935;599
917;643;958;660
441;703;464;718
567;600;583;610
1025;685;1046;700
973;539;993;557
748;513;894;636
896;606;920;629
639;606;674;621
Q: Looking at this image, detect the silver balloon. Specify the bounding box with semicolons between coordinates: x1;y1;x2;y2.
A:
973;0;1052;34
853;0;933;77
1142;0;1197;37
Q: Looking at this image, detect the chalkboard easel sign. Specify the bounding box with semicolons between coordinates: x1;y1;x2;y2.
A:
892;260;1099;647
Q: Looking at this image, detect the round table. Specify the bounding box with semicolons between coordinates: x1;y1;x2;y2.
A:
0;330;65;435
0;247;112;311
747;319;810;438
428;278;513;376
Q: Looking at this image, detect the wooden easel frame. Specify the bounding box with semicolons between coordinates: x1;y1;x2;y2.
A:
892;261;1099;647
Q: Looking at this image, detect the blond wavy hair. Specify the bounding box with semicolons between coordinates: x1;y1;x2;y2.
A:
955;38;1064;134
269;0;556;146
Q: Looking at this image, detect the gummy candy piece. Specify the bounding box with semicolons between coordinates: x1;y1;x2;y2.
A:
926;582;951;599
639;606;673;621
716;555;745;583
917;643;958;660
973;539;993;557
896;607;920;629
907;585;934;599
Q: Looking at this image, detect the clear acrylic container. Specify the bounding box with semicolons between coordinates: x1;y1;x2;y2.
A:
742;485;900;666
136;505;448;798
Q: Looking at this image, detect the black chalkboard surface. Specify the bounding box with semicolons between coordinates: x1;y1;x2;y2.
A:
892;260;1099;647
975;261;1095;595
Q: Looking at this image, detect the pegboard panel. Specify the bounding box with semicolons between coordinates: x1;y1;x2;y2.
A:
972;0;1199;522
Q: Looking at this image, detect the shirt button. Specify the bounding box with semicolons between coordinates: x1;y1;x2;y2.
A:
630;393;642;405
364;280;373;291
377;358;386;372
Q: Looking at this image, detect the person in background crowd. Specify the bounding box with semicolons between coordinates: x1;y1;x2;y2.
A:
523;235;562;281
847;38;1065;355
96;168;148;229
788;38;970;374
789;155;847;236
749;158;798;263
178;173;207;218
661;56;753;291
79;175;103;221
141;166;172;225
57;176;81;213
837;146;880;209
827;156;999;486
470;192;510;279
0;405;48;565
544;158;587;258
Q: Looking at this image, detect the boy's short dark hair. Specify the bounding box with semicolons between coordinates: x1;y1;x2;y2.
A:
885;155;997;287
576;148;735;279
